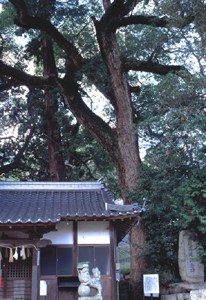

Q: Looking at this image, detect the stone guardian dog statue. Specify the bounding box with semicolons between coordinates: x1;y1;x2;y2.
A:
77;262;102;300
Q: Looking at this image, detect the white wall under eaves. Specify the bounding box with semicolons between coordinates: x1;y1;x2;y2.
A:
42;220;110;245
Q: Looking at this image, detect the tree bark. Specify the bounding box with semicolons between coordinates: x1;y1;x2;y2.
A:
92;18;146;298
42;37;65;181
129;220;148;299
92;19;141;193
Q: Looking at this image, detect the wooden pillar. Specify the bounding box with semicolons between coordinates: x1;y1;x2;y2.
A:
110;221;117;300
3;255;8;298
32;248;40;300
73;221;78;276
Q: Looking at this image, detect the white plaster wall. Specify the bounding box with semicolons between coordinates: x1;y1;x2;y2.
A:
78;221;110;244
42;221;73;244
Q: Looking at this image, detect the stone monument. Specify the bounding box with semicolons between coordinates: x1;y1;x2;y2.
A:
161;230;206;300
178;230;204;283
77;262;102;300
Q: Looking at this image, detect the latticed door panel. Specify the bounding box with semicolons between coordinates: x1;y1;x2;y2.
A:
2;248;32;278
1;248;32;299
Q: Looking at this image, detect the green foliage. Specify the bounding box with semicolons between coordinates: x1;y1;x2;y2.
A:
120;264;130;275
129;107;205;283
175;168;206;237
0;0;120;197
0;87;120;196
128;161;181;282
127;66;206;281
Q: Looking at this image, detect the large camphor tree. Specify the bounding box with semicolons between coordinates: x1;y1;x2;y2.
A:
0;0;205;297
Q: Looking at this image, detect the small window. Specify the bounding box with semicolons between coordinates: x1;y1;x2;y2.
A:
40;247;56;275
95;247;110;275
78;246;110;275
79;247;94;274
40;247;72;276
57;248;72;275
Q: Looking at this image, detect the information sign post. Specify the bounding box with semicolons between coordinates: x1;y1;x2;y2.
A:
143;274;159;299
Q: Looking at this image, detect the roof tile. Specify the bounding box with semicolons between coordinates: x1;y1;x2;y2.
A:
0;182;143;242
0;181;140;224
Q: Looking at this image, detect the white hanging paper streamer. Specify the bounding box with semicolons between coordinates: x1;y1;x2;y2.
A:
13;247;18;260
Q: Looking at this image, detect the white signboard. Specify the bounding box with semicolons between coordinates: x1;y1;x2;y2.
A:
40;280;47;296
143;274;159;297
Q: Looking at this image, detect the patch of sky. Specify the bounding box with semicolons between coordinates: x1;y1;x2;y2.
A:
15;35;29;48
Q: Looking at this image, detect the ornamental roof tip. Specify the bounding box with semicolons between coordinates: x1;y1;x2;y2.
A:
105;202;145;214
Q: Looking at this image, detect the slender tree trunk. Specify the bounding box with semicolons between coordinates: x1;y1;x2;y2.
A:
42;37;65;181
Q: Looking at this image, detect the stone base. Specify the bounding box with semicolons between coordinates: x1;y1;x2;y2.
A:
190;289;206;300
161;288;206;300
168;282;206;294
161;293;190;300
78;296;102;300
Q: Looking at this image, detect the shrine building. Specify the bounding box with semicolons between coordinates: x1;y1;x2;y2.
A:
0;181;143;300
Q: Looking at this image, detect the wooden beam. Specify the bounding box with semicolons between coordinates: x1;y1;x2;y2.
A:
32;249;39;300
73;221;78;276
110;221;116;300
0;239;52;249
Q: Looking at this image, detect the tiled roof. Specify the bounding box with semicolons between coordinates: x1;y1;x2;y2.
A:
0;182;142;224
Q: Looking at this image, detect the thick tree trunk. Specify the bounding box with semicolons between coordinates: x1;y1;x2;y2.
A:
43;37;65;181
94;24;147;298
94;27;141;193
129;220;148;299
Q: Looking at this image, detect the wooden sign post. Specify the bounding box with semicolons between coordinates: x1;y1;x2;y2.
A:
143;274;159;299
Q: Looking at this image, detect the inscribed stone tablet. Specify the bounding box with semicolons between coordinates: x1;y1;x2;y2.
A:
178;231;204;283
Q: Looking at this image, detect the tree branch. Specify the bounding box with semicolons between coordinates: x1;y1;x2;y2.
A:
0;79;21;92
123;0;142;16
9;0;116;106
9;0;84;69
0;33;3;57
115;14;195;29
0;127;35;175
101;0;141;24
116;15;169;28
124;58;187;75
55;76;119;161
0;60;57;89
129;85;141;93
0;136;16;140
0;61;119;164
103;0;111;11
